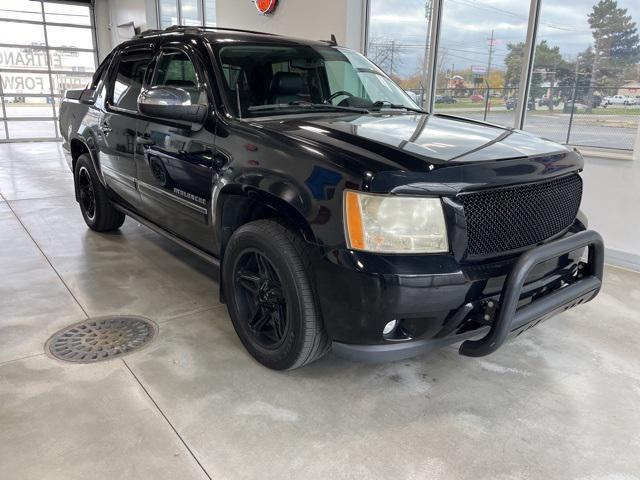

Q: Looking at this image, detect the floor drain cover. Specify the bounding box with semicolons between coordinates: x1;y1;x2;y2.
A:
46;316;158;363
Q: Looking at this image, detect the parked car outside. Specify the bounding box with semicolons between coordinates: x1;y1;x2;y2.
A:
563;101;586;113
570;94;602;109
435;95;456;104
603;95;636;106
59;26;604;370
590;94;603;108
538;96;561;107
505;97;533;111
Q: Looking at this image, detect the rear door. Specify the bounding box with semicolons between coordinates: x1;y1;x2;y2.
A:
99;46;154;208
135;44;217;252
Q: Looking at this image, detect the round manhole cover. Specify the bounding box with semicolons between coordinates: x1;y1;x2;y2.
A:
46;316;158;363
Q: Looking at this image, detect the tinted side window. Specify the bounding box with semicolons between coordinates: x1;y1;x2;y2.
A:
81;53;112;104
91;53;114;89
111;49;153;111
152;49;200;101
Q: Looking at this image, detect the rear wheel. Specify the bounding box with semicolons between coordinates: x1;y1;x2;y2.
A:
223;220;330;370
74;153;125;232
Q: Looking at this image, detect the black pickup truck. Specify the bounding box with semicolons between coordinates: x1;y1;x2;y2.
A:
60;26;604;370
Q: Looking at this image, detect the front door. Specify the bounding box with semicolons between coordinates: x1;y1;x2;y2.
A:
100;47;154;208
135;46;216;253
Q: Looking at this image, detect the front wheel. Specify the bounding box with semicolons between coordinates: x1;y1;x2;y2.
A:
223;220;330;370
74;153;125;232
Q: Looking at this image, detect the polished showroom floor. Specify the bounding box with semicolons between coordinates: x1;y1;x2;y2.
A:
1;142;639;479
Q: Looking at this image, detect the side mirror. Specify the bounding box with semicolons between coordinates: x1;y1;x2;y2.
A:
64;89;85;101
79;88;96;103
138;86;208;124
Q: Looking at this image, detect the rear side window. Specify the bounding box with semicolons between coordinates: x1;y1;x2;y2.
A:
111;49;154;111
90;53;112;89
79;53;113;104
151;49;200;102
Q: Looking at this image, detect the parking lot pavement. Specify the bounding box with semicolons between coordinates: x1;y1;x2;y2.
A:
447;110;639;150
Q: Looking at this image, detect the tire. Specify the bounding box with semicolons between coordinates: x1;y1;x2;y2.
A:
74;153;125;232
223;219;330;370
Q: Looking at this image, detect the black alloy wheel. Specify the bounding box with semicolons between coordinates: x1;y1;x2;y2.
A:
77;166;96;221
74;153;125;232
223;219;330;370
233;250;289;349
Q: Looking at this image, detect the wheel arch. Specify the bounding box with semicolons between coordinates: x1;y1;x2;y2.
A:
69;136;104;201
215;184;318;303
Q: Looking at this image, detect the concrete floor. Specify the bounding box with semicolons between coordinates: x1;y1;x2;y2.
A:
1;142;639;480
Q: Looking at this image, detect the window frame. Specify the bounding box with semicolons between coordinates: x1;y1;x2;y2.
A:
105;45;156;115
150;46;202;92
79;52;115;104
90;52;115;91
128;40;218;125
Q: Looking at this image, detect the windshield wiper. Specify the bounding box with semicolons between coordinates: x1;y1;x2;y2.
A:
369;101;426;114
248;101;369;114
289;101;370;113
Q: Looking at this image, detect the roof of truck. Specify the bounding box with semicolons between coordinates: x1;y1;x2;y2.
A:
134;26;336;48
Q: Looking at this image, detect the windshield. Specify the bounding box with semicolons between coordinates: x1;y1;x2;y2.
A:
215;43;420;118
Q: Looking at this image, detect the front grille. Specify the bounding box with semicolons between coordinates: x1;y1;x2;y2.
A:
459;174;583;256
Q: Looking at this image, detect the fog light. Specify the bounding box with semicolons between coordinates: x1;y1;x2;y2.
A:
383;320;398;335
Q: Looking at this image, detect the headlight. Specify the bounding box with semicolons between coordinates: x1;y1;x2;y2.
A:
344;191;448;253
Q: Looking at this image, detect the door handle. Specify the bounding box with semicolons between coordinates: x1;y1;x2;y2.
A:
100;121;112;135
136;135;155;146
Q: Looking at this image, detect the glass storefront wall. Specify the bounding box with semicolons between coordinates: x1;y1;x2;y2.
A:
524;0;640;151
0;0;97;142
366;0;430;106
433;0;530;127
366;0;640;151
159;0;216;29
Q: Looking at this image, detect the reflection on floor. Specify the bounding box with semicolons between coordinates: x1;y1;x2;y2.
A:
1;142;639;479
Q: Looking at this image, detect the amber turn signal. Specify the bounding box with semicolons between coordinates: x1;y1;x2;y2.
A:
344;191;365;250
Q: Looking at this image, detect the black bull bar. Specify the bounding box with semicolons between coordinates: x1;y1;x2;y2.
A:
459;230;605;357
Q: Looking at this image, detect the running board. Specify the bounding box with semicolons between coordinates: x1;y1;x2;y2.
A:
113;204;220;267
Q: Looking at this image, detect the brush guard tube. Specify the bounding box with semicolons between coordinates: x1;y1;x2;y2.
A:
459;230;605;357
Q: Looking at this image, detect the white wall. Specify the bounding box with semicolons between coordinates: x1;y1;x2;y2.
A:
580;152;640;270
96;0;366;57
216;0;366;51
95;0;149;60
635;122;640;162
94;0;112;61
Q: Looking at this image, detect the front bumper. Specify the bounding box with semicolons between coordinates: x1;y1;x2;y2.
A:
315;229;604;363
458;229;603;356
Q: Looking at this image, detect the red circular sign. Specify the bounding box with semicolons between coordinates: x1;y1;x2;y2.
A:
256;0;277;14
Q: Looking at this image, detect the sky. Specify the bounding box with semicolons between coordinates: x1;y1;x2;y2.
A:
367;0;640;77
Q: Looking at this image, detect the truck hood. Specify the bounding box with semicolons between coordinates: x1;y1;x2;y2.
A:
255;111;573;171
